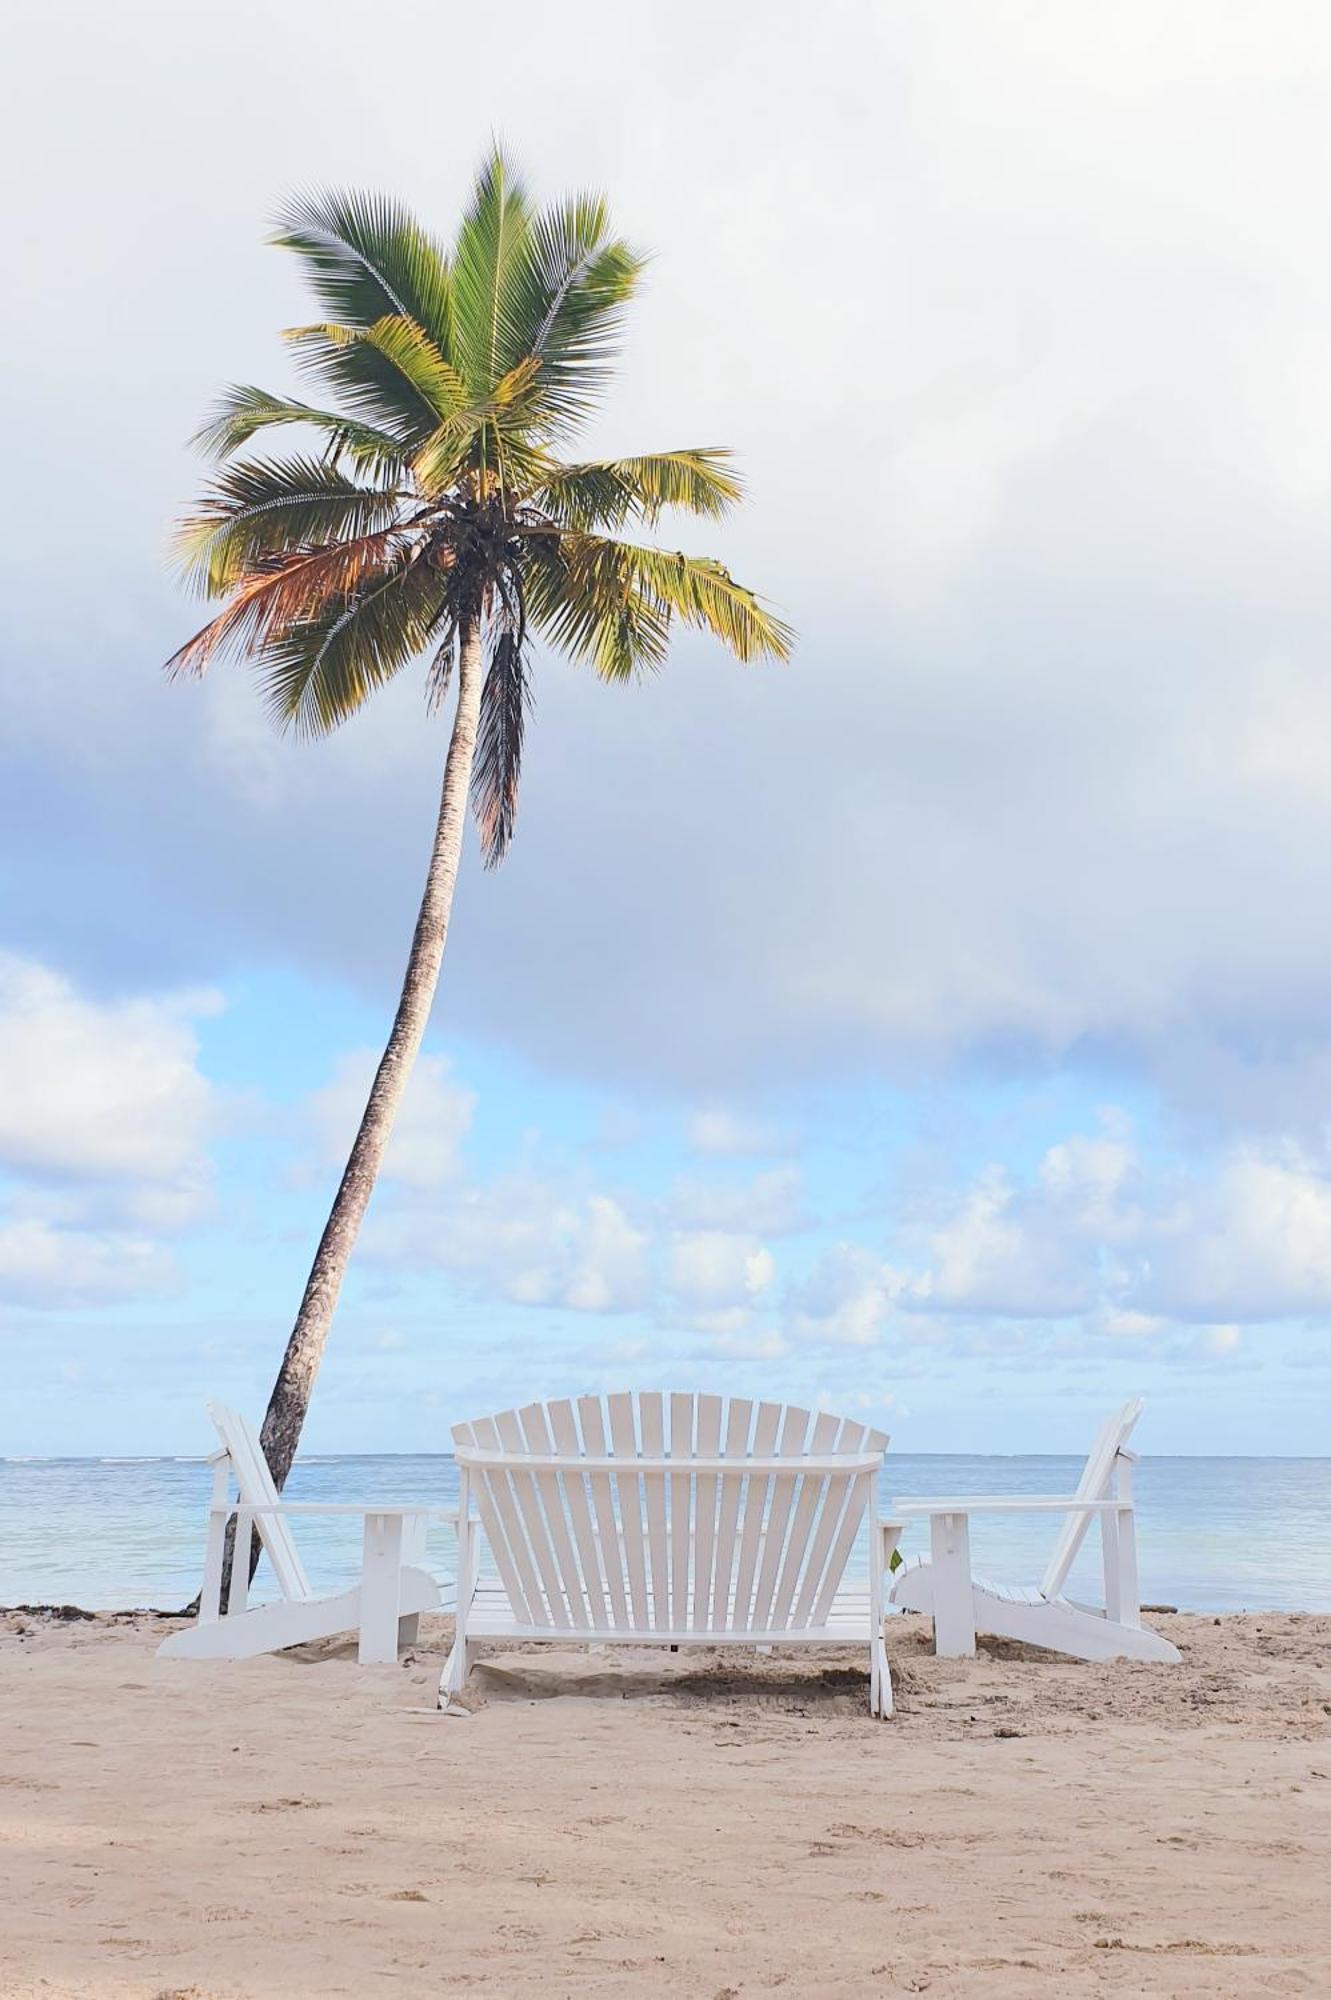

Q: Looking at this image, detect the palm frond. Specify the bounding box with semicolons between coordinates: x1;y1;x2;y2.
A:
284;322;452;445
449;147;546;401
533;449;743;529
472;624;532;865
173;456;405;596
523;535;672;680
527;533;793;675
194;385;409;473
272;188;453;354
604;540;795;662
165;531;407;678
259;552;445;735
522;194;645;434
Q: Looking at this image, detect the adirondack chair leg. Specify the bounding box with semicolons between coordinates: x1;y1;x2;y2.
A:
1109;1453;1142;1629
199;1460;230;1625
399;1512;428;1647
930;1510;976;1658
358;1513;406;1665
439;1489;477;1703
441;1635;472;1696
870;1634;893;1718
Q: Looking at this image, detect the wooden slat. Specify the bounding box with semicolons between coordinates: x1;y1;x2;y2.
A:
608;1392;650;1628
669;1392;694;1628
639;1392;669;1631
463;1416;537;1626
711;1397;752;1630
732;1401;782;1629
750;1405;810;1630
209;1404;310;1601
1041;1399;1142;1601
548;1398;607;1627
810;1420;876;1626
692;1393;723;1632
494;1408;566;1625
794;1419;867;1628
770;1409;839;1629
578;1395;628;1630
518;1401;584;1629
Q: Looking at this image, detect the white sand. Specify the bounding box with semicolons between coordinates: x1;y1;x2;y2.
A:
2;1608;1330;1997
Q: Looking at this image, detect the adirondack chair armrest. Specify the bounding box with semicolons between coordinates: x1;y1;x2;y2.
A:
206;1500;459;1520
891;1495;1133;1515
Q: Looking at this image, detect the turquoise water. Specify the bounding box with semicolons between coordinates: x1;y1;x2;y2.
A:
1;1453;1328;1614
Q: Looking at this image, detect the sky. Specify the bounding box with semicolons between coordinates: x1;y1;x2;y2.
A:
3;1;1331;1457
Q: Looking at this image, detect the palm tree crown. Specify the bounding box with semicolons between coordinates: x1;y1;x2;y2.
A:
169;149;794;862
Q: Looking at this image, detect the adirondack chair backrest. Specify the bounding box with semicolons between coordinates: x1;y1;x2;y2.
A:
452;1391;889;1636
208;1402;312;1602
1038;1397;1143;1601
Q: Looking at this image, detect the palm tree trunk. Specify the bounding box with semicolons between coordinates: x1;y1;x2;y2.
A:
223;621;484;1593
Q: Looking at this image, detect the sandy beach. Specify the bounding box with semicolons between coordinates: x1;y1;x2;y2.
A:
1;1610;1328;1997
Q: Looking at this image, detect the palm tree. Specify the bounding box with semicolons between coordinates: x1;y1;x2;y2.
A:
166;148;793;1504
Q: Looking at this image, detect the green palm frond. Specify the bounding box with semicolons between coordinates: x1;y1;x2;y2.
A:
523;535;673;680
173;456;405;596
260;552;445;736
449;148;545;400
300;317;469;426
523;195;645;434
283;322;448;446
607;540;794;662
529;533;791;672
194;386;410;473
533;449;743;529
272;188;453;353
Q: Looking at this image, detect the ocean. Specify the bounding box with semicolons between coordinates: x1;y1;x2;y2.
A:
3;1451;1328;1615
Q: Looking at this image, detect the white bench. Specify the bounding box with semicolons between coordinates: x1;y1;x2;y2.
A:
442;1391;904;1715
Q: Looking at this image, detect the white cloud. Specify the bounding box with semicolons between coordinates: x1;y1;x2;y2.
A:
306;1049;475;1190
668;1231;775;1310
0;957;219;1307
1136;1150;1331;1321
0;1216;175;1308
0;955;219;1189
564;1197;652;1313
787;1246;904;1349
896;1124;1331;1329
907;1165;1100;1319
667;1165;805;1235
686;1107;787;1157
366;1173;650;1315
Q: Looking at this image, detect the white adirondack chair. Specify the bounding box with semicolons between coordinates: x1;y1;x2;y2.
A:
157;1403;445;1665
441;1392;904;1716
890;1397;1180;1664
